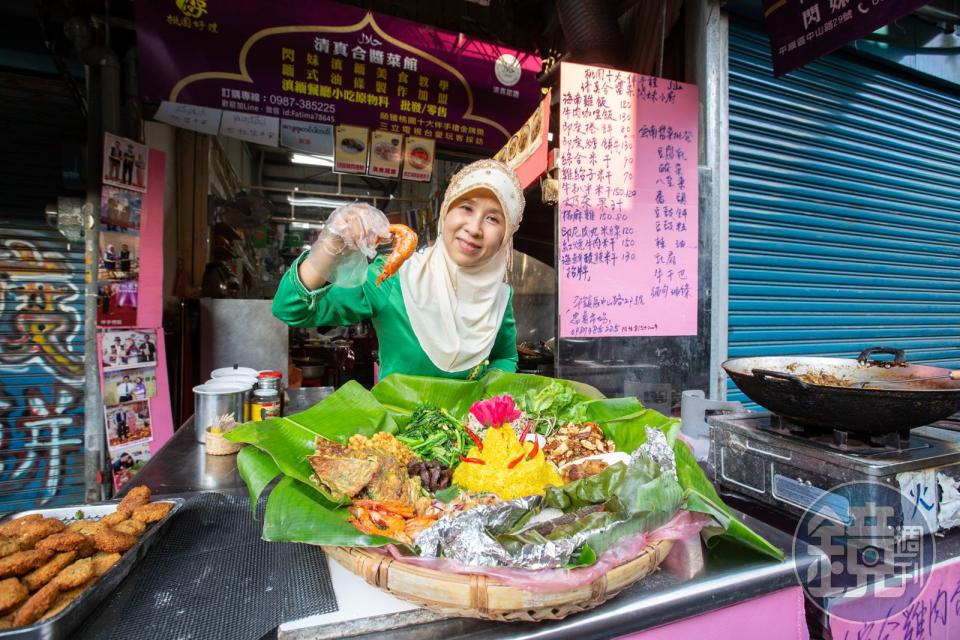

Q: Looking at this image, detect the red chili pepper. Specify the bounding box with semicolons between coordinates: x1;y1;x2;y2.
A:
517;422;531;444
459;454;485;465
507;451;526;469
526;438;540;460
464;426;483;452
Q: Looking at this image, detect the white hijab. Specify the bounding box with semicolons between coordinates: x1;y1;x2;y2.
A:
398;159;525;373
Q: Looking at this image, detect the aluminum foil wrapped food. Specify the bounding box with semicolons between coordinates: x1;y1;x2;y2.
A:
633;427;677;479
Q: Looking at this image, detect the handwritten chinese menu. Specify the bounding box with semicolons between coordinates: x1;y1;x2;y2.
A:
558;62;698;338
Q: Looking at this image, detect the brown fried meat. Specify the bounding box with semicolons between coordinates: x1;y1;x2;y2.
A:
0;578;27;613
23;552;76;592
12;581;59;626
117;485;151;512
131;501;174;524
34;532;87;554
52;558;94;589
92;527;137;554
0;550;53;578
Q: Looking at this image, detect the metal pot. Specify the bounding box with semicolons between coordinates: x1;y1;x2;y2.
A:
722;347;960;435
293;357;327;379
193;381;248;443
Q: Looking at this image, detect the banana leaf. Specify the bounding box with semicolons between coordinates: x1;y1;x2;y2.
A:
231;371;783;561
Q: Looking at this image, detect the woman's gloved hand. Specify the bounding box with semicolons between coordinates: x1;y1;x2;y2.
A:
299;203;390;289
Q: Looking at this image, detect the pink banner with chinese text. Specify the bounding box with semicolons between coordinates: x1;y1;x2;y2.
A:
557;63;698;338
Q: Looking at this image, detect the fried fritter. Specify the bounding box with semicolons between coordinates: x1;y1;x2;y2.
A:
0;614;12;629
0;550;53;577
23;552;76;592
0;537;19;559
0;578;27;613
52;558;93;589
131;502;174;524
92;527;136;553
112;519;145;537
34;532;86;554
75;537;96;559
68;521;102;537
40;576;96;621
16;519;65;549
23;551;77;591
12;581;60;626
98;510;131;527
117;485;151;512
0;515;41;538
91;552;121;576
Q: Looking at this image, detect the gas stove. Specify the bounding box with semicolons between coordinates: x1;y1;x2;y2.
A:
708;411;960;541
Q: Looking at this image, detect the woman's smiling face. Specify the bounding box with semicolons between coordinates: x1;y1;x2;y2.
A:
442;190;507;268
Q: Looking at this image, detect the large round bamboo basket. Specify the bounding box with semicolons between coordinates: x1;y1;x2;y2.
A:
324;538;674;622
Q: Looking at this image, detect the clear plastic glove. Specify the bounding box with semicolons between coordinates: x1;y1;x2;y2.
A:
301;203;390;288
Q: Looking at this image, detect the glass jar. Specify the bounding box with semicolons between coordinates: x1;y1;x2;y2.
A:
250;388;280;421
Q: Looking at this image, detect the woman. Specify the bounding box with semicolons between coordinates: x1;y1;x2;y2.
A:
133;377;147;401
273;159;523;380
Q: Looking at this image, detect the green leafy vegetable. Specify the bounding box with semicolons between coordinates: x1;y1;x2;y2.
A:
516;380;588;437
395;403;470;467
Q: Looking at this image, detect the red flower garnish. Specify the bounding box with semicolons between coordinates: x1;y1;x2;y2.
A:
469;395;521;428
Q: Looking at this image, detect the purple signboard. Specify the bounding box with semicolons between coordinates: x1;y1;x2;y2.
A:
763;0;929;77
134;0;541;152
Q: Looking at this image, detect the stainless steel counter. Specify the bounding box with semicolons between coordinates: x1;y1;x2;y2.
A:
125;419;812;639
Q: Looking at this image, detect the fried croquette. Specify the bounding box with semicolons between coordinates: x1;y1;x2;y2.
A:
117;485;151;512
41;575;96;622
52;558;93;590
12;581;60;626
91;552;121;576
0;550;53;577
75;537;96;559
0;578;27;613
16;519;66;549
68;521;102;537
0;537;19;559
112;519;145;537
23;552;76;592
0;515;41;538
92;527;136;554
98;510;130;527
34;532;86;554
131;501;173;524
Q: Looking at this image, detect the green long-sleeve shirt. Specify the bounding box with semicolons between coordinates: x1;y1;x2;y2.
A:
272;253;518;380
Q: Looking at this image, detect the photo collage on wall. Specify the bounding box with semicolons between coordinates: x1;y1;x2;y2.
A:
99;328;158;491
98;133;148;326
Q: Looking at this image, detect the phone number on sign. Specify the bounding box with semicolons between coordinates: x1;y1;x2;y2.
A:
269;95;337;113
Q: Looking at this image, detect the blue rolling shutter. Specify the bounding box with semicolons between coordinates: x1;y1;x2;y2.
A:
727;22;960;405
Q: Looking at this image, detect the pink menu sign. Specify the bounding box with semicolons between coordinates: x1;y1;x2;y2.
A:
558;62;698;338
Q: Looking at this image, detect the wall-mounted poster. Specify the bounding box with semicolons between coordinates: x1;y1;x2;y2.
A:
103;133;148;193
98;281;138;326
100;187;142;233
102;367;158;404
401;136;434;182
334;125;369;174
101;329;159;371
104;401;153;450
494;90;550;189
368;131;403;179
98;231;140;283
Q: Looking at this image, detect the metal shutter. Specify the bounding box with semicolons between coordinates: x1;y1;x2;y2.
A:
727;22;960;405
0;70;87;512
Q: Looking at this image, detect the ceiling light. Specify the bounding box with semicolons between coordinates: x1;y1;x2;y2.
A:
287;195;357;208
290;153;334;167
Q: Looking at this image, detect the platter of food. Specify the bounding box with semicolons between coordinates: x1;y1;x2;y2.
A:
0;489;180;638
226;372;783;621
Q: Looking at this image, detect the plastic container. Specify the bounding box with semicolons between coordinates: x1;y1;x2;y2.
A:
193;381;248;443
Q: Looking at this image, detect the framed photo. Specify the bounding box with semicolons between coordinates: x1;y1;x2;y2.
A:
109;443;152;491
100;329;158;372
100;186;142;233
103;133;148;193
102;367;157;405
104;401;153;451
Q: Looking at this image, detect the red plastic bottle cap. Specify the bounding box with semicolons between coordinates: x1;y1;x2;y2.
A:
258;370;282;378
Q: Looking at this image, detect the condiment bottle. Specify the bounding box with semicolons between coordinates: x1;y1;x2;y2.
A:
257;370;284;415
250;388;280;421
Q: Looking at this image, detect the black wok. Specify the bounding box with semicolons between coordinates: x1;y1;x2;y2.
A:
722;347;960;435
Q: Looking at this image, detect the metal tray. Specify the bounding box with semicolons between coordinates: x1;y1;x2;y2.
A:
0;497;184;640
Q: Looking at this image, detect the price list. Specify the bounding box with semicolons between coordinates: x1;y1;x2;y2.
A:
557;62;698;338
